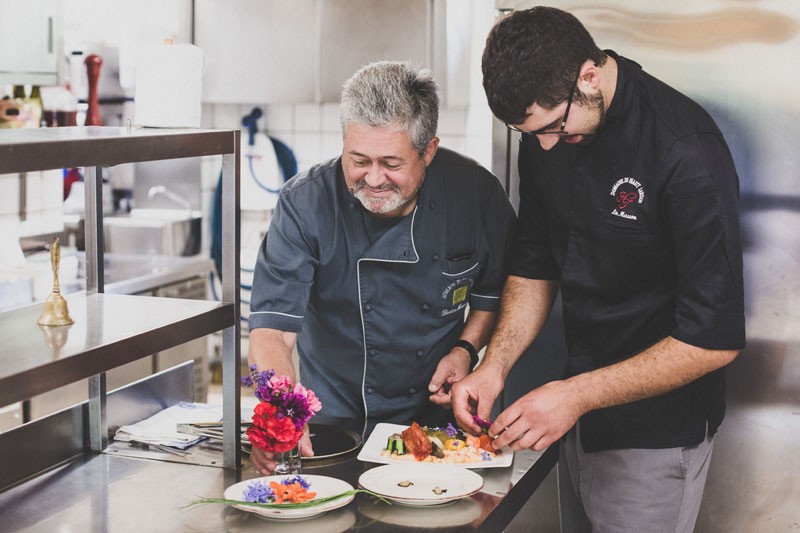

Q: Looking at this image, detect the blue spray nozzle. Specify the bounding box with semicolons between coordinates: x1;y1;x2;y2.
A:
241;107;263;146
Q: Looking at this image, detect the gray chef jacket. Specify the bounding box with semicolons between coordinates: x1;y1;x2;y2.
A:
249;147;515;424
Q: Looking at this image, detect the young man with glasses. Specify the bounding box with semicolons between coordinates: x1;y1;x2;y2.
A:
451;6;744;532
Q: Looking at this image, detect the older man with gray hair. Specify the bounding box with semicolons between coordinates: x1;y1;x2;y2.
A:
247;61;516;474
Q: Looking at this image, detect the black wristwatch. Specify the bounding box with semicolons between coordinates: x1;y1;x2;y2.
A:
453;339;480;371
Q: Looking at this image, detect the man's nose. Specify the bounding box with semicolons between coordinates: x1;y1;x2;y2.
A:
364;164;386;187
536;134;560;151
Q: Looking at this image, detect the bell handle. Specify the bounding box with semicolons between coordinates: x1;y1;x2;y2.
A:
51;237;61;294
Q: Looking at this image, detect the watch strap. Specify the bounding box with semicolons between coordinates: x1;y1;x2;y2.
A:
453;339;480;370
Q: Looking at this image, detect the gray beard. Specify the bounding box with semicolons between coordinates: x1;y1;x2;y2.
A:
351;182;410;215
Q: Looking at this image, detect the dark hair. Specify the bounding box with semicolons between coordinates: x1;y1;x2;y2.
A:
482;7;606;125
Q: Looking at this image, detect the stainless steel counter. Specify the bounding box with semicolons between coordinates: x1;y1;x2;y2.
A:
0;422;557;532
0;293;233;408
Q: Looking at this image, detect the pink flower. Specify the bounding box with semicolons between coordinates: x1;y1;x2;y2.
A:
269;374;293;393
294;384;322;413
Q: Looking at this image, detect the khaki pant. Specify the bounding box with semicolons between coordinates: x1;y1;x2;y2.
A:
558;423;715;533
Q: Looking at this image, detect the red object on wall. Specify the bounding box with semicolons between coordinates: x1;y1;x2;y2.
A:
84;54;103;126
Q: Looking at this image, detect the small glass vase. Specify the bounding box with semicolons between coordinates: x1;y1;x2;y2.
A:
273;446;301;475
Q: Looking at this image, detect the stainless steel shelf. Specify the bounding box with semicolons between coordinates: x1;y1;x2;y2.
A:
0;293;235;408
0;126;237;173
0;126;242;478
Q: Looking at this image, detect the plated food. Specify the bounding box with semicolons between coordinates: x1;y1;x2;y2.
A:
358;464;484;506
383;421;499;465
357;422;512;468
222;475;355;520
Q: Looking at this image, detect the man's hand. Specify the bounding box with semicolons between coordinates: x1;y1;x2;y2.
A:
489;380;583;452
450;364;505;435
427;348;471;407
249;426;315;475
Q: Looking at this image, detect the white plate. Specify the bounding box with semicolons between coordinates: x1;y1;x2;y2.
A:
358;464;484;506
223;475;355;520
359;494;482;527
356;422;513;468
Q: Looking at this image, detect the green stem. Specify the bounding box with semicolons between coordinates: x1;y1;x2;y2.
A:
185;489;391;510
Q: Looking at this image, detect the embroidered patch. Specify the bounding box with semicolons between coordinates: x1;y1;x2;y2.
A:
452;285;468;306
610;177;645;220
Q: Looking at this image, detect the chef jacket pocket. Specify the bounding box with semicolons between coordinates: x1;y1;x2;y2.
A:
438;256;479;316
596;213;660;249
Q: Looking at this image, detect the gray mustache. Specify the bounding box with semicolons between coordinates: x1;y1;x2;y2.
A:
352;181;400;193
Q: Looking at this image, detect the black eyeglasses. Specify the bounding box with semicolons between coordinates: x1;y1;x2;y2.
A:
507;78;578;136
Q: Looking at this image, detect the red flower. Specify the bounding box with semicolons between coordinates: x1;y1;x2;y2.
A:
247;401;304;452
246;426;272;449
252;401;278;429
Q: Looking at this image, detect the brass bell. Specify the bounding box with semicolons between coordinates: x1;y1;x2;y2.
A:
37;237;74;326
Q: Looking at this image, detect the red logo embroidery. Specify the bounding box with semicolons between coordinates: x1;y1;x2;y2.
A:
616;191;638;210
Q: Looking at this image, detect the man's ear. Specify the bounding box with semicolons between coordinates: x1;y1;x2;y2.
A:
423;136;440;166
579;59;601;91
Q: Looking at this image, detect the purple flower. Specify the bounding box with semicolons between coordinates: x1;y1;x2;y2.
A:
480;450;492;461
242;366;276;401
281;475;310;489
242;480;275;503
280;392;312;428
445;423;458;438
255;384;272;403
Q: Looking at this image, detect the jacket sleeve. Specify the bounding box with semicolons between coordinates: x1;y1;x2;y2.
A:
469;168;516;312
664;132;745;350
248;186;319;332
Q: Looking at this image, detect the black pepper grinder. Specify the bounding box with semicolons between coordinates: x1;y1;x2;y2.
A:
84;54;103;126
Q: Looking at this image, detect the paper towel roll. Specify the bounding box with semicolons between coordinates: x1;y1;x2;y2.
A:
134;43;205;128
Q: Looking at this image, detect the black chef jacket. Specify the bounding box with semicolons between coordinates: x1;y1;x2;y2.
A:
511;51;745;452
249;148;515;424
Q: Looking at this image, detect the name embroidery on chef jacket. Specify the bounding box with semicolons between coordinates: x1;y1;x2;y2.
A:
609;177;645;220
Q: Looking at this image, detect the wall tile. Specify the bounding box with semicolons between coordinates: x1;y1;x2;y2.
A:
0;174;20;216
41;170;63;210
24;172;43;213
292;132;322;172
321;133;343;162
293;104;321;133
265;104;294;132
212;104;241;129
438;107;468;136
321;103;341;133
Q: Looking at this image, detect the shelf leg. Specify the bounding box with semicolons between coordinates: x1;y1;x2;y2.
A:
88;373;107;451
83;165;104;294
221;138;242;469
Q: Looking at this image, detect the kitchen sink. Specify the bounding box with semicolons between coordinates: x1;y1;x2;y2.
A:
104;208;202;256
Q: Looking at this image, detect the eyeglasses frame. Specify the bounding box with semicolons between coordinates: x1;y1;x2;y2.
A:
507;77;579;137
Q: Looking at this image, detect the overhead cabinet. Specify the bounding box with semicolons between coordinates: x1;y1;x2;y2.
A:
196;0;443;103
0;0;60;85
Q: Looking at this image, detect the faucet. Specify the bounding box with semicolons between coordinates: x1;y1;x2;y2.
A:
147;185;192;212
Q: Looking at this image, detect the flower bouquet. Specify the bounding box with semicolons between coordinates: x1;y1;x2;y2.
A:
242;366;322;474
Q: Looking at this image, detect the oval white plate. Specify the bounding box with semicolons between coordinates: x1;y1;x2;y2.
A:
223;475;355;520
358;464;483;506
